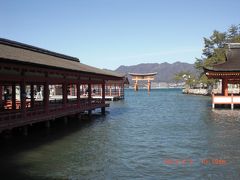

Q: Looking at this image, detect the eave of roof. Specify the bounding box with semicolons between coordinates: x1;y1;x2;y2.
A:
204;48;240;72
0;38;79;62
0;38;123;78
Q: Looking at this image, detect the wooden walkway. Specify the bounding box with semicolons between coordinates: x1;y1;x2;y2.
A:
0;99;108;132
0;38;127;133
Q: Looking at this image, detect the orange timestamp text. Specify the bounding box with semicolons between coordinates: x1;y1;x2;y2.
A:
163;159;227;166
201;159;227;165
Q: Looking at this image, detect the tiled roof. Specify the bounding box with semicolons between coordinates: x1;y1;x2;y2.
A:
204;47;240;72
0;38;123;78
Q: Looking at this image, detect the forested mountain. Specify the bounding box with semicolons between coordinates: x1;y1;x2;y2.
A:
115;62;195;83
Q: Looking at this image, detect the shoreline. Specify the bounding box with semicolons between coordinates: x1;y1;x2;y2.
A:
182;88;210;96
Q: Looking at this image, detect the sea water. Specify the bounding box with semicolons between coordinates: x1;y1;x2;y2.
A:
0;89;240;179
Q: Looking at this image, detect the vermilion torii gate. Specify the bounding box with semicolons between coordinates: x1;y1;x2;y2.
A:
129;72;157;91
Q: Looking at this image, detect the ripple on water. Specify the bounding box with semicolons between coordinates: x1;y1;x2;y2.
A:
1;89;240;179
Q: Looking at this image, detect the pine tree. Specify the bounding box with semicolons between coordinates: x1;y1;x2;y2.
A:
194;24;240;86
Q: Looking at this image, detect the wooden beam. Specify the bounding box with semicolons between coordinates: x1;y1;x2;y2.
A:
101;82;106;115
110;85;112;96
77;82;80;108
134;81;138;91
0;62;123;82
44;82;49;113
30;84;35;108
88;83;92;103
12;84;16;110
222;78;228;96
20;80;26;118
0;85;2;109
147;80;151;92
62;82;67;107
102;82;105;103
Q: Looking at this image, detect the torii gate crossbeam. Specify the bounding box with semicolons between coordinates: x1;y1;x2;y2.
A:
129;72;157;92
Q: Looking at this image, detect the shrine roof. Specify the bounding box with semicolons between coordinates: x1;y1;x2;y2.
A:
204;43;240;72
0;38;123;78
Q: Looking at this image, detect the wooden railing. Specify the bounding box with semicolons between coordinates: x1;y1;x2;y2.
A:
4;100;32;109
0;99;108;132
212;93;240;109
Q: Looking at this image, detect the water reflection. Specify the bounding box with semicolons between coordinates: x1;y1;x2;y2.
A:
212;109;240;120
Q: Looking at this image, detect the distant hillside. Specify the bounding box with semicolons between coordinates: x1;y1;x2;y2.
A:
115;62;196;83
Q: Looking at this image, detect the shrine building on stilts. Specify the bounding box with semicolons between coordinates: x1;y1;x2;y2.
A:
204;43;240;109
0;38;127;133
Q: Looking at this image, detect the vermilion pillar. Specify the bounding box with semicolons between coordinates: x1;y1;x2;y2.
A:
88;83;92;103
102;82;105;103
77;82;80;108
122;82;125;99
12;84;16;110
147;80;151;92
222;78;228;96
20;81;26;117
0;85;2;109
44;82;49;113
101;82;106;114
63;82;67;107
30;84;35;108
98;84;100;96
134;81;138;91
87;83;92;116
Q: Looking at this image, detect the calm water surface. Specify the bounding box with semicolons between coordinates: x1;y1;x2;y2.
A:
1;89;240;179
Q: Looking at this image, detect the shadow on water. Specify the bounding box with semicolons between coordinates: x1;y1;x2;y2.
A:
0;112;108;180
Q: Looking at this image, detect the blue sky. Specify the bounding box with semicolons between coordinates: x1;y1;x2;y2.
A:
1;0;239;70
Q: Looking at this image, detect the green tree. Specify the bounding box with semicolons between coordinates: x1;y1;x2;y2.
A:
194;24;240;87
228;25;239;39
174;71;197;88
